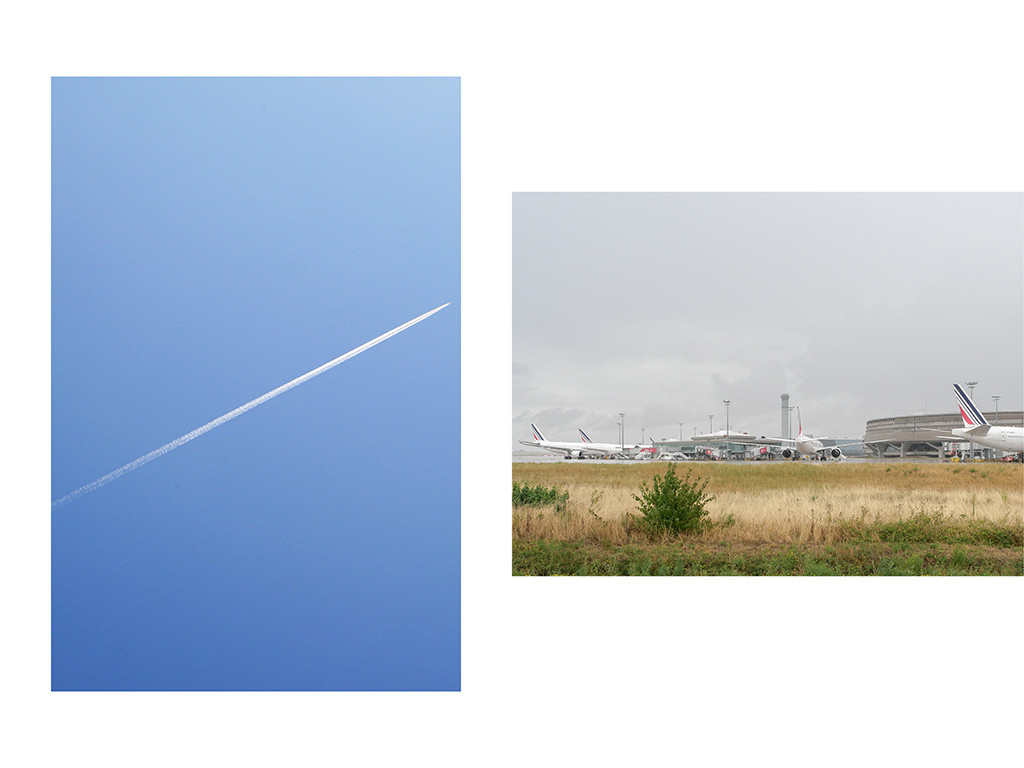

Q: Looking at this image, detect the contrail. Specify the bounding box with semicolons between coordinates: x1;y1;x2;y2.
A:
52;302;450;510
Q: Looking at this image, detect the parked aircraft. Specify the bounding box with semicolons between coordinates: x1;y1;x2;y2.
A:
658;451;691;461
519;423;633;459
578;428;642;456
947;384;1024;454
629;437;659;460
689;429;755;441
694;409;861;460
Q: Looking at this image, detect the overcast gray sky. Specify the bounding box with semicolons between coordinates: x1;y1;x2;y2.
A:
513;192;1023;449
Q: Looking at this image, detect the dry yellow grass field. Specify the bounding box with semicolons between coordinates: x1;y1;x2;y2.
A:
512;460;1024;546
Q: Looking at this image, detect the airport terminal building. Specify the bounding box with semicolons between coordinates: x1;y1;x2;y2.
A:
862;410;1023;458
651;393;1022;461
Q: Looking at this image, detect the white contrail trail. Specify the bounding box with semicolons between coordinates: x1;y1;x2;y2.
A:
52;302;450;511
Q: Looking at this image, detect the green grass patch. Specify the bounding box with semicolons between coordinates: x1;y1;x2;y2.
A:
837;510;1023;547
512;481;569;512
512;540;1024;576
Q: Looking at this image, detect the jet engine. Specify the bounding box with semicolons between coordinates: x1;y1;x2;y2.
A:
782;448;797;459
828;447;842;459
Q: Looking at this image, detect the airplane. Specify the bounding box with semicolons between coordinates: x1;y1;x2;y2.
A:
658;451;691;461
945;384;1024;454
578;428;643;457
626;436;659;460
518;423;633;459
693;408;861;460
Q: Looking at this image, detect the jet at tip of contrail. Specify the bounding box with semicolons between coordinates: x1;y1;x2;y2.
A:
52;301;451;511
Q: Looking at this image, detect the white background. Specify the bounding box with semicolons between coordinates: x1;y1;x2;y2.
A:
4;1;1022;765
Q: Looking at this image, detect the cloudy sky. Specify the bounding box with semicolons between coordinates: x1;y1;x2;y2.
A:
514;192;1022;448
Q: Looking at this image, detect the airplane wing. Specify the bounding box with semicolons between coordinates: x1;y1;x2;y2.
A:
932;427;987;442
959;424;991;437
693;433;796;446
520;440;563;452
580;447;619;457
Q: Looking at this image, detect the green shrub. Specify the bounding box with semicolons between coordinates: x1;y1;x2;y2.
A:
512;481;568;511
632;465;715;534
711;512;737;529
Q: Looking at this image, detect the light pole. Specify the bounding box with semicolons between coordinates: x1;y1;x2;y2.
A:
965;382;978;459
641;427;646;445
678;422;683;441
708;414;714;434
788;406;795;440
723;400;731;460
993;395;1001;424
619;412;625;451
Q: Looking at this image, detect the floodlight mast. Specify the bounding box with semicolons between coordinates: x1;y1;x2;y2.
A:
965;381;978;459
723;400;731;460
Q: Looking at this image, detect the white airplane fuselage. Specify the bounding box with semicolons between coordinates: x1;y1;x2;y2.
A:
694;418;852;460
519;439;631;458
950;384;1024;454
950;426;1024;454
789;434;843;459
519;424;636;459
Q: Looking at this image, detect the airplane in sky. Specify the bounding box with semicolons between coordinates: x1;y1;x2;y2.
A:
519;424;634;459
946;383;1024;454
693;409;861;460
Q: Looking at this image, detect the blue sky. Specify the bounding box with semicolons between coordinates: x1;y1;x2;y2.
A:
51;78;460;690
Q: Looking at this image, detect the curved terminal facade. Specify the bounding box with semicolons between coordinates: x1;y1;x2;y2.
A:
863;411;1023;458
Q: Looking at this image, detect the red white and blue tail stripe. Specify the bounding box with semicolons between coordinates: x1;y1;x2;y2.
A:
953;384;989;428
578;429;593;443
531;423;546;442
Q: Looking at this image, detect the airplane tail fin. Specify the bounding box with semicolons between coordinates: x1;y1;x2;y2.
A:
797;407;803;437
953;384;990;431
531;423;546;442
578;429;593;443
